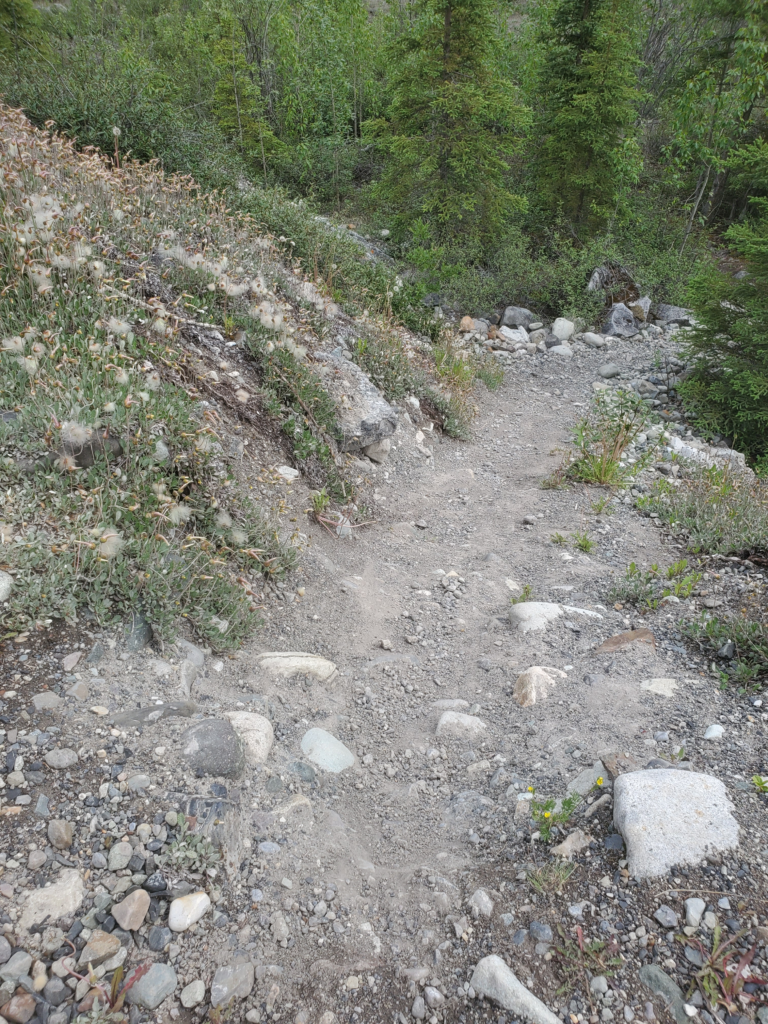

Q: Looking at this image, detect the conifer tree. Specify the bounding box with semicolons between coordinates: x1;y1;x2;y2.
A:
534;0;641;233
370;0;528;245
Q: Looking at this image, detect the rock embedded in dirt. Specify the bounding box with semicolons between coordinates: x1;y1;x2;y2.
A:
508;602;602;633
638;965;689;1024
18;869;84;933
300;728;354;773
255;651;338;682
684;898;706;928
44;748;78;770
78;929;121;967
614;769;739;878
47;819;73;850
599;363;621;378
0;952;32;983
112;889;150;931
108;841;134;871
169;891;211;932
181;980;206;1008
210;963;255;1007
654;905;679;929
32;692;61;711
552;829;593;859
364;438;391;463
703;724;724;740
470;955;562;1024
180;718;245;778
469;888;494;918
125;963;177;1010
582;332;607;348
513;666;567;707
549;344;573;357
224;711;274;765
112;700;197;727
567;761;606;796
435;711;487;743
314;350;398;451
0;570;12;602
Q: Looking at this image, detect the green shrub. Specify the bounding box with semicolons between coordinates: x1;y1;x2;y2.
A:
680;199;768;470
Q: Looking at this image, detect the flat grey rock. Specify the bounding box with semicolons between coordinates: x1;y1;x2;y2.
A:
314;351;398;452
638;965;688;1024
470;955;561;1024
0;570;12;602
180;719;245;778
598;363;620;379
300;728;354;773
112;700;198;727
18;869;85;933
125;963;177;1009
32;692;61;711
44;748;78;770
210;963;255;1007
614;770;739;878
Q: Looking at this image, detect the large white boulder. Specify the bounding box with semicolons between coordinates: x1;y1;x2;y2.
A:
614;770;739;879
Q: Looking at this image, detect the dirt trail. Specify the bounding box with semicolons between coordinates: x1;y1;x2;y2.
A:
2;331;767;1024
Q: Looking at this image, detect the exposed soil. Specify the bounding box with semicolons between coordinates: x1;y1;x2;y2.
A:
2;330;767;1024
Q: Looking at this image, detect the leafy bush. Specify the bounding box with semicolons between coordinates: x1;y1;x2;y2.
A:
680;199;768;470
565;390;657;486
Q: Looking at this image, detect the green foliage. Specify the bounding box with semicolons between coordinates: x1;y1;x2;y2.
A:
637;465;768;554
683;614;768;684
609;560;702;610
510;583;535;605
681;199;768;467
571;531;596;553
369;0;528;245
566;390;656;486
529;787;581;843
0;0;42;54
159;813;222;875
533;0;642;232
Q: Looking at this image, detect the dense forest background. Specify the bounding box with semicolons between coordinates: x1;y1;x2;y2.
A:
1;0;768;462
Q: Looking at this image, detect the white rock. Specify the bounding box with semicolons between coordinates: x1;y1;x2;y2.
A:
433;699;470;711
513;666;567;707
19;870;85;934
549;344;573;357
255;652;338;682
435;711;487;743
180;980;206;1008
552;318;575;341
614;770;739;879
224;712;274;764
552;829;593;859
469;889;494;917
275;465;300;482
470;955;561;1024
582;332;607;348
684;897;706;928
641;678;678;697
0;570;12;602
168;891;211;932
703;724;724;740
300;728;354;773
508;602;602;633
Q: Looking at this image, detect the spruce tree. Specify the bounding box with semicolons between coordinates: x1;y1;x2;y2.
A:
534;0;641;233
370;0;527;245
